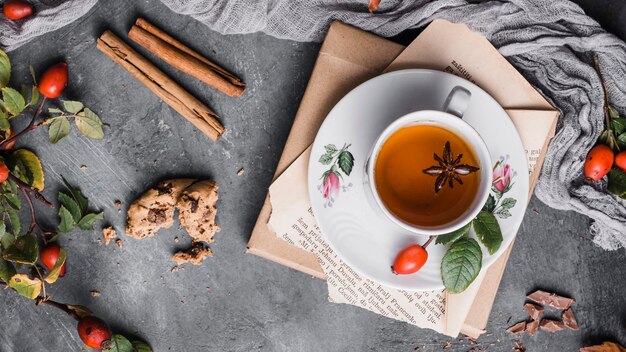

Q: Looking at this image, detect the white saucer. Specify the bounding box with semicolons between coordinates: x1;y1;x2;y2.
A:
308;69;529;291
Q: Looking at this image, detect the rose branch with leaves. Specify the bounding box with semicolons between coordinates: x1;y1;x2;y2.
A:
0;49;152;351
435;157;516;293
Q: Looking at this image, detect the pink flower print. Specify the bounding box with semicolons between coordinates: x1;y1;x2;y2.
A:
493;163;511;192
323;172;340;199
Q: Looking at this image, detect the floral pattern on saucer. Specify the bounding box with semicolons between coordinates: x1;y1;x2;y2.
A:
484;156;518;219
317;143;354;207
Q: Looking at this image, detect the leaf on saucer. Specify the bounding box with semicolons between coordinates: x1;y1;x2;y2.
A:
473;211;503;254
435;222;471;245
319;153;333;165
441;237;482;294
482;194;495;213
338;150;354;176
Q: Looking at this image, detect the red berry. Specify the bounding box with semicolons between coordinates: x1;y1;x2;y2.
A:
40;244;66;277
38;62;68;99
3;0;33;20
0;162;8;183
77;316;112;349
392;244;428;275
584;144;614;181
616;151;626;173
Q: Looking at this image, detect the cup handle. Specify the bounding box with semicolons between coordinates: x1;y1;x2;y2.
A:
443;86;471;118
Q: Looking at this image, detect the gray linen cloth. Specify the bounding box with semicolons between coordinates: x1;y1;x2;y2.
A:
2;0;625;250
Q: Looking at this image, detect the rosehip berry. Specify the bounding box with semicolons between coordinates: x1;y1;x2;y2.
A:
38;62;68;99
584;144;614;181
77;316;112;349
0;162;8;184
40;244;66;277
3;0;33;20
392;244;428;275
615;151;626;173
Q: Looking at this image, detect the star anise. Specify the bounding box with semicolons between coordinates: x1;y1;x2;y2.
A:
422;141;480;193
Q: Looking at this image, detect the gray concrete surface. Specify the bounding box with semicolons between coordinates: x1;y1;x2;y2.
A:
1;1;625;351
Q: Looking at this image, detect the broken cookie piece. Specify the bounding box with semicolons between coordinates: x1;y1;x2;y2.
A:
102;226;117;246
178;180;220;243
126;179;197;239
172;242;213;265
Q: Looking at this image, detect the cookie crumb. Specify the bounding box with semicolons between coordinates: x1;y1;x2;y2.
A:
115;239;122;248
114;200;122;211
171;266;179;273
174;236;179;243
97;238;102;245
80;165;88;171
90;290;101;298
172;243;213;265
237;168;245;176
102;227;117;246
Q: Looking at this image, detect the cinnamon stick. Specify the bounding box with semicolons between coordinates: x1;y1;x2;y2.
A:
129;18;245;97
96;31;224;141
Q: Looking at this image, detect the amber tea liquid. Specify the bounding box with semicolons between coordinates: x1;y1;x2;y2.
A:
374;124;480;227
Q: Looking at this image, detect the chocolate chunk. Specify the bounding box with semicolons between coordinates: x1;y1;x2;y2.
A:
156;182;174;195
527;290;575;309
525;320;539;336
524;303;544;321
562;308;579;331
147;209;166;223
506;321;527;335
540;319;564;333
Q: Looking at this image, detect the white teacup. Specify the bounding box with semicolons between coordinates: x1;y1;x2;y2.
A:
365;86;492;236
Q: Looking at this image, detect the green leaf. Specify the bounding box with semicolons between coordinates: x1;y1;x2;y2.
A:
337;150;354;176
0;111;10;131
499;197;517;210
608;167;626;198
319;152;333;165
62;100;84;114
0;230;15;249
441;237;482;294
6;149;45;191
58;192;81;222
62;177;89;214
44;248;66;284
4;192;21;210
102;334;134;352
482;194;495;212
8;274;42;299
58;206;76;233
131;341;153;352
324;144;337;154
66;304;92;318
494;208;512;219
0;259;16;282
435;222;471;245
75;108;104;139
2;87;26;116
77;212;104;231
0;50;9;88
472;211;503;255
30;86;40;106
48;116;71;144
6;207;20;235
609;105;621;120
617;133;626;149
29;65;37;85
48;108;63;115
612;118;626;135
2;235;38;264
